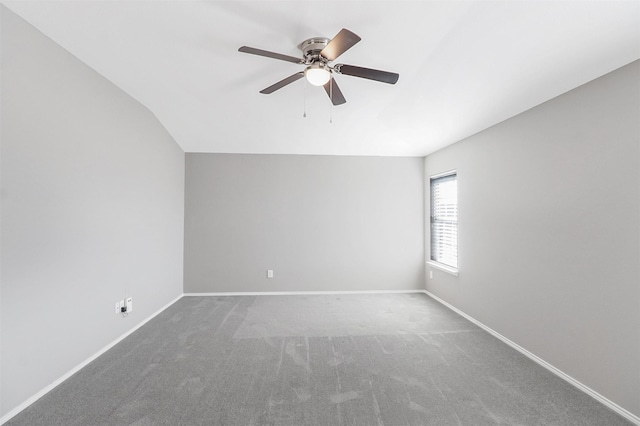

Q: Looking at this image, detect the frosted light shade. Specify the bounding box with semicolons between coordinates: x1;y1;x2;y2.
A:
305;66;331;86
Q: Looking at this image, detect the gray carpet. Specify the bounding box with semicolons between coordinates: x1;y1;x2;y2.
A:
7;294;631;425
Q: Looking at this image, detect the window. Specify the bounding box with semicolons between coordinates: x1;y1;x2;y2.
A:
430;172;458;270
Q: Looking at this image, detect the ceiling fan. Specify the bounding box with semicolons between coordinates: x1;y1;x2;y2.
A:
238;28;399;106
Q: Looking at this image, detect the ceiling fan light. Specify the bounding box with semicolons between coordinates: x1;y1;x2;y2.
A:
305;64;331;86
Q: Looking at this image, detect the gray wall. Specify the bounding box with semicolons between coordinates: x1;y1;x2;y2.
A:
184;154;424;293
0;7;185;417
424;60;640;416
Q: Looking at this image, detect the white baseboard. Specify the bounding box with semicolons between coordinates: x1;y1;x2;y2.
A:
423;290;640;425
184;289;426;297
0;293;184;425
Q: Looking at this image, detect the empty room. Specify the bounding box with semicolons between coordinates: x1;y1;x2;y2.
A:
1;1;639;425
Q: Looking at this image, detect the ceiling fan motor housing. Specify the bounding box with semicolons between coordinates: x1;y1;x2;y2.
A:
299;37;330;64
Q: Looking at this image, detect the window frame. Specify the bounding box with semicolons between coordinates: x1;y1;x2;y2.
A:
428;170;459;275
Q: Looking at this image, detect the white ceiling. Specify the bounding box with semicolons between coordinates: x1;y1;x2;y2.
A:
3;1;639;157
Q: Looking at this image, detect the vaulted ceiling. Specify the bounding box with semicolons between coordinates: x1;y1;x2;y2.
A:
3;1;639;156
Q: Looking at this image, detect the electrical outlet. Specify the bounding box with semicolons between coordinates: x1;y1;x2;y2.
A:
267;270;274;278
126;297;133;313
115;300;124;314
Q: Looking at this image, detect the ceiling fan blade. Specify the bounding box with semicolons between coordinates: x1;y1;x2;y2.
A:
320;29;361;61
323;77;347;105
238;46;302;64
335;64;399;84
259;72;305;94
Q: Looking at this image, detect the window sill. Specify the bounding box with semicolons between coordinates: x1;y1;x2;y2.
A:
427;261;459;277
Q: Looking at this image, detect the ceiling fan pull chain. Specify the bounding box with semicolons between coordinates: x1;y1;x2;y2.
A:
303;81;307;118
329;78;333;123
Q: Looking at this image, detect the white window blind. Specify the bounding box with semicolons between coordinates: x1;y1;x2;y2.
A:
430;173;458;269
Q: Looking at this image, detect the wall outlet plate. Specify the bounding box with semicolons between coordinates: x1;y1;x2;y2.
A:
126;297;133;313
115;300;124;314
267;270;274;278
